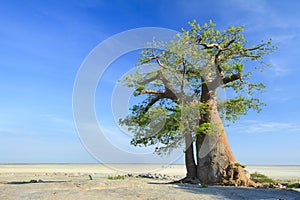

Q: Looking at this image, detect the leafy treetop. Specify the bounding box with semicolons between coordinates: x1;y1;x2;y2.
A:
120;20;277;154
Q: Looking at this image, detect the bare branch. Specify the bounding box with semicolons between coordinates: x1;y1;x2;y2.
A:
208;73;242;90
223;73;242;84
226;39;236;48
157;71;178;98
198;42;223;50
142;90;179;114
138;73;159;85
144;95;163;113
154;57;168;69
214;38;236;78
245;44;265;51
150;47;167;69
139;89;164;95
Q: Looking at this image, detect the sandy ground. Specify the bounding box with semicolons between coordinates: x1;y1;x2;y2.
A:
0;164;299;200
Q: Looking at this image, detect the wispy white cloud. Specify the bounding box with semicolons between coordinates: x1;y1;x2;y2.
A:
264;87;291;103
269;59;289;77
225;0;299;81
228;0;269;14
39;114;75;128
0;128;36;136
226;0;300;36
230;120;300;134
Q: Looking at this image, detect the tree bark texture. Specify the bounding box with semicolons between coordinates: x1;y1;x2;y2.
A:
183;89;256;186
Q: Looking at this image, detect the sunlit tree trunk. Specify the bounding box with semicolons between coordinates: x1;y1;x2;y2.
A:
196;88;256;186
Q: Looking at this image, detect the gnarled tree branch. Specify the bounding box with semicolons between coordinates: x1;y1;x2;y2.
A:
223;73;242;84
138;73;159;85
143;95;164;113
198;42;223;50
208;73;242;90
139;89;164;95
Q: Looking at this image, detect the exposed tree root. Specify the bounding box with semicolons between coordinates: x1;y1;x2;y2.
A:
220;164;257;187
170;165;257;187
170;176;201;185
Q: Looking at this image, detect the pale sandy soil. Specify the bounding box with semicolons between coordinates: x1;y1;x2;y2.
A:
0;164;299;200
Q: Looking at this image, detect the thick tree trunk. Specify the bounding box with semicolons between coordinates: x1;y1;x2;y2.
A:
184;133;197;178
196;89;256;186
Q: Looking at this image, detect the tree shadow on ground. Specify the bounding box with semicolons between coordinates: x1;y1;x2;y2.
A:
148;182;300;200
6;180;67;184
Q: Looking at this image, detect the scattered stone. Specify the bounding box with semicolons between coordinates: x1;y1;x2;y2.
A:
135;173;175;180
274;183;286;189
261;183;287;189
29;179;44;183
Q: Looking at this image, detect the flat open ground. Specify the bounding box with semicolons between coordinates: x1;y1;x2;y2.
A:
0;164;299;200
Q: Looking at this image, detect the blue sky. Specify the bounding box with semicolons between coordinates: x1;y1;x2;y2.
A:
0;0;300;164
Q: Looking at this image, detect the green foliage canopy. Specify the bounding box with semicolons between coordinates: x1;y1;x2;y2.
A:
119;20;277;154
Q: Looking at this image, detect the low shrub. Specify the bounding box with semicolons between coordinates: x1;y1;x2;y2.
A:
234;162;246;168
250;172;275;183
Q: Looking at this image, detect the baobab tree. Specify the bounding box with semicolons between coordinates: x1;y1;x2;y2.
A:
120;20;276;186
